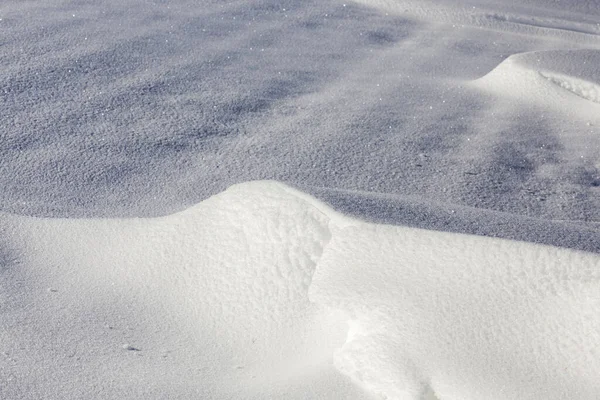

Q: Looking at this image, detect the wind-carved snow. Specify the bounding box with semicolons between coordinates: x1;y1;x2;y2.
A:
0;182;354;399
3;181;600;399
539;72;600;105
473;50;600;123
482;13;600;36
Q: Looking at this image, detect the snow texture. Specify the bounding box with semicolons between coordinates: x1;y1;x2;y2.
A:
1;0;600;252
2;181;600;400
311;210;600;400
0;182;359;399
3;0;600;399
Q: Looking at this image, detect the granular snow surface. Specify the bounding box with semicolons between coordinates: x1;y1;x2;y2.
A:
2;0;600;399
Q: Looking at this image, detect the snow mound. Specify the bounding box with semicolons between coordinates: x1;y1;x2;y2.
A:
2;180;600;399
473;50;600;116
310;221;600;400
0;181;363;399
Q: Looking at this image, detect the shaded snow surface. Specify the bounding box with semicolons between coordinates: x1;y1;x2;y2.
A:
2;0;600;252
1;181;600;399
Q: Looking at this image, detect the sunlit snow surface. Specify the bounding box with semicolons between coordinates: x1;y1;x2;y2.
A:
2;181;600;399
2;0;600;399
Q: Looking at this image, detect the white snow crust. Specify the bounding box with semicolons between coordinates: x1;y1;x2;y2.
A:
2;181;600;399
0;182;361;399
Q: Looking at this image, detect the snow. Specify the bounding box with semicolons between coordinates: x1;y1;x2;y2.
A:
0;182;360;399
473;50;600;116
311;209;600;399
2;0;600;398
2;181;600;399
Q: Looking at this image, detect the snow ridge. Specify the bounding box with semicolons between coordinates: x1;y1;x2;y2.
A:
310;219;600;400
482;13;600;36
472;49;600;125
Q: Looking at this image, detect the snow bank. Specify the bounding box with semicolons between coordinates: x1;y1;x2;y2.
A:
2;181;600;399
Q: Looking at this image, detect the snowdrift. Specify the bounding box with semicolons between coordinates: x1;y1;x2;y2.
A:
473;49;600;119
2;181;599;399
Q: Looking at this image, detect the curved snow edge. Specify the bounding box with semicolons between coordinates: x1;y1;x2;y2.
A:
224;181;600;400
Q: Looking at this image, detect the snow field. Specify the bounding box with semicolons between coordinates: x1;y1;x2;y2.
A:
3;1;600;398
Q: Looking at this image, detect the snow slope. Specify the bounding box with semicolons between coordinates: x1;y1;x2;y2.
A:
2;181;600;399
474;49;600;117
